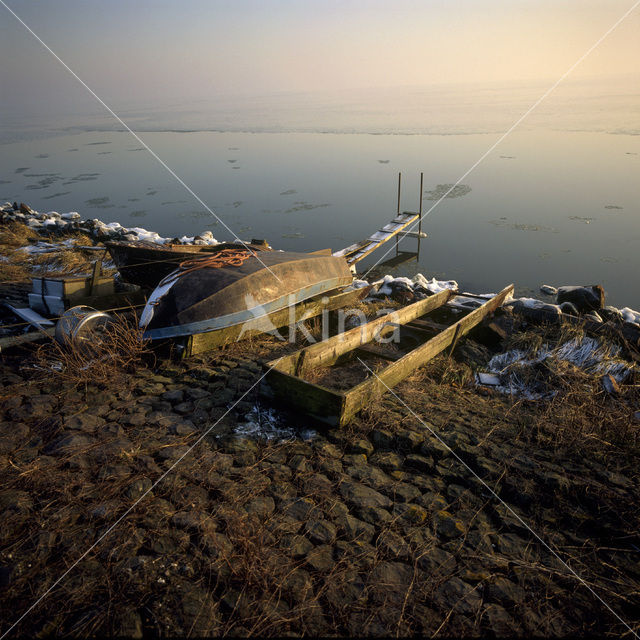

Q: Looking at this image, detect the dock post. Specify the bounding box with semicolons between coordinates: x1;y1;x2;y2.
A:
396;172;401;256
417;172;424;257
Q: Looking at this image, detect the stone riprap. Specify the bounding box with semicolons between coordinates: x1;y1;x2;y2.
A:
0;342;638;638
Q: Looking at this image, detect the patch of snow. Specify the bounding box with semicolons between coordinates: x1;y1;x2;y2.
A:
540;284;557;295
17;239;77;254
620;307;640;324
413;273;458;294
234;404;317;442
451;295;482;309
479;336;635;399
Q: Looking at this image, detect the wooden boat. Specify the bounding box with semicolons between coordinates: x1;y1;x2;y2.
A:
105;239;271;289
140;249;354;341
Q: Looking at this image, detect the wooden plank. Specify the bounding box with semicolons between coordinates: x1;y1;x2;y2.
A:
0;327;55;352
31;275;115;298
279;288;452;372
334;211;420;264
187;286;369;356
406;318;448;333
261;369;345;426
265;285;512;427
397;231;428;239
4;305;54;329
339;285;514;424
355;343;404;361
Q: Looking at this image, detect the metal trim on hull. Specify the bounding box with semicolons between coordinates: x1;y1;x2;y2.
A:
143;276;349;340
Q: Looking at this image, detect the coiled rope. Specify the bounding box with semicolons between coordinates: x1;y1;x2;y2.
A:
157;248;255;288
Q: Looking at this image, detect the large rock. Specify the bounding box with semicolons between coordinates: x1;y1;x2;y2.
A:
336;514;375;543
433;510;465;539
281;497;318;521
368;561;414;605
44;432;94;455
556;285;605;312
279;534;314;558
64;413;106;432
244;496;275;519
417;546;456;574
339;481;392;510
305;544;336;572
281;568;314;603
305;519;337;545
432;577;482;616
376;530;411;560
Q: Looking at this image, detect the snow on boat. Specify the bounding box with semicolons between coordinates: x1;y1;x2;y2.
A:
140;248;353;340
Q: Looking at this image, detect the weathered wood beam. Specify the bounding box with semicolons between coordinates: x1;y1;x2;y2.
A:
340;284;514;423
186;286;369;356
284;288;453;372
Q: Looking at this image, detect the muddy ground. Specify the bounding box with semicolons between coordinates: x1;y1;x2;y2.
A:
1;218;639;637
0;328;639;637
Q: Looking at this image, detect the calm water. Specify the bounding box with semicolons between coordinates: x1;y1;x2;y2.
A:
1;85;639;307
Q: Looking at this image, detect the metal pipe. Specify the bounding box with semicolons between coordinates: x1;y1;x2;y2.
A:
396;173;401;255
417;172;424;256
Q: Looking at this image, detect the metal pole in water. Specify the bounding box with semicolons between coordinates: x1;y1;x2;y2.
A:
396;172;401;256
417;172;424;257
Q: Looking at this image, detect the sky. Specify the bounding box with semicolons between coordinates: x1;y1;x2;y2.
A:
1;0;638;117
0;1;638;303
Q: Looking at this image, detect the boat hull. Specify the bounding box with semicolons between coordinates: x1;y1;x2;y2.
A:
142;251;353;340
105;240;269;288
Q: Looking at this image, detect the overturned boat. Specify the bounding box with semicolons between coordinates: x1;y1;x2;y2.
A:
140;248;354;341
105;239;271;289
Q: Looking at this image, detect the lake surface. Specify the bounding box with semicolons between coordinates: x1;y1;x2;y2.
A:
1;85;639;308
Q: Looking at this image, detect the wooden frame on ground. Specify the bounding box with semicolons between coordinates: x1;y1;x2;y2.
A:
262;284;514;427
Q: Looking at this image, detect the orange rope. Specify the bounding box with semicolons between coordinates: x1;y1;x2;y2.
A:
157;248;255;287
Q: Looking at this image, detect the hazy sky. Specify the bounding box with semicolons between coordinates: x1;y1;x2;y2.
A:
1;0;638;115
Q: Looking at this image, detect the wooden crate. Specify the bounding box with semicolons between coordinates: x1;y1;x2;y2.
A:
262;285;514;427
31;274;115;299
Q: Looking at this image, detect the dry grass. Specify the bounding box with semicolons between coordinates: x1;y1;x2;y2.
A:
32;312;150;388
0;221;104;283
1;338;638;637
489;323;639;451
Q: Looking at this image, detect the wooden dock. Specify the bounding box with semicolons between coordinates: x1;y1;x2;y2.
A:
332;211;421;265
333;172;425;265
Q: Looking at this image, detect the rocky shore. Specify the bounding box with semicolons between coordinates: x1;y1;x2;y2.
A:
1;204;639;637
